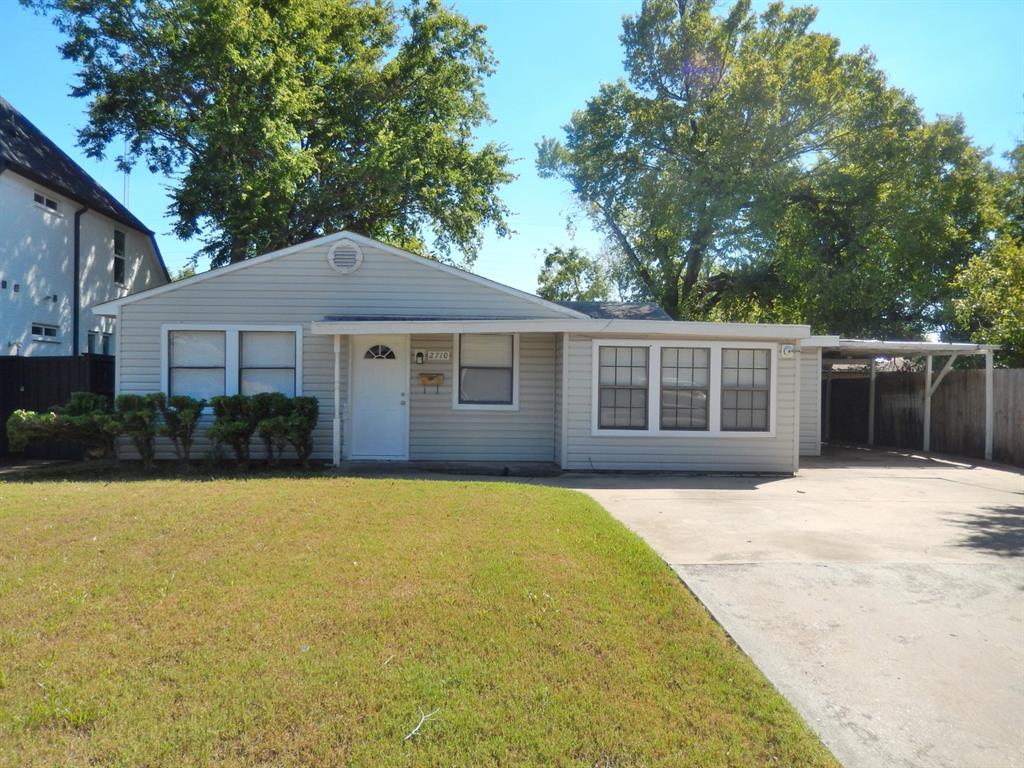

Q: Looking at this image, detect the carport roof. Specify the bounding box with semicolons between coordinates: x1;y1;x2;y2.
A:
821;339;999;357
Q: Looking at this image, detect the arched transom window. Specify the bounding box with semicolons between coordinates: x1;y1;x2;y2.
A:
364;344;396;360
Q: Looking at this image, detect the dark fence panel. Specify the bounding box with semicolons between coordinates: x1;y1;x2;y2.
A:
824;369;1023;467
0;355;115;459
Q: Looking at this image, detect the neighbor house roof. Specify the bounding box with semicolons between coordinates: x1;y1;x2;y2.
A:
0;97;170;281
555;301;672;321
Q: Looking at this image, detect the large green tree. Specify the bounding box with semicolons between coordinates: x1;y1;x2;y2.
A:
536;246;612;301
953;143;1024;364
537;0;996;336
28;0;513;267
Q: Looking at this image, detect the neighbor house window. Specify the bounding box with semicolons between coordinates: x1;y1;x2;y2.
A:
88;332;114;355
660;347;710;430
721;348;771;431
597;346;648;430
457;334;515;406
168;330;226;400
239;331;296;396
33;192;59;212
31;323;59;341
113;230;126;286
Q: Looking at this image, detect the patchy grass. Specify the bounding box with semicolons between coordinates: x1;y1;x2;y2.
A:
0;477;836;767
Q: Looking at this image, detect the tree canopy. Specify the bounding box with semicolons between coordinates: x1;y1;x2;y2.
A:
28;0;513;267
537;0;1009;348
536;246;612;301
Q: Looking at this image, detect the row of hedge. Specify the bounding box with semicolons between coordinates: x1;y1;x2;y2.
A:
6;392;319;469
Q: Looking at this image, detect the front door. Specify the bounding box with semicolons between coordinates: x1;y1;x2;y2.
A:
349;335;409;459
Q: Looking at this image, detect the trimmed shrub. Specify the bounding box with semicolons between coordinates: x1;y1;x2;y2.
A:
116;394;163;470
156;393;206;463
57;392;121;459
6;410;61;452
252;392;292;466
208;395;258;467
285;396;319;468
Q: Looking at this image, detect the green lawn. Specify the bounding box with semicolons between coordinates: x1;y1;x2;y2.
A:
0;475;835;767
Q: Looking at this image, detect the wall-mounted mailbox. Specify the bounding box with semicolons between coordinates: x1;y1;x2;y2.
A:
417;372;444;387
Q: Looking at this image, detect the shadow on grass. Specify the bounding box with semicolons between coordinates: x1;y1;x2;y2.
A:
0;458;333;484
950;505;1024;558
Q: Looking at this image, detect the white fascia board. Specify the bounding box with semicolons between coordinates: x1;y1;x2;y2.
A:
91;230;589;319
799;335;841;348
311;318;811;339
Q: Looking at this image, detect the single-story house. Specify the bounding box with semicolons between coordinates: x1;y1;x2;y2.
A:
92;231;994;472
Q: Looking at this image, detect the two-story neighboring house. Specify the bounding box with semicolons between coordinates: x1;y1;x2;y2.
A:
0;95;170;357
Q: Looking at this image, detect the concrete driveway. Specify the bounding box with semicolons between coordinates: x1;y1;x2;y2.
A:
562;447;1024;768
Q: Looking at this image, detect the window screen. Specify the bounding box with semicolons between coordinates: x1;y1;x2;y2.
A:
240;331;296;396
721;348;770;431
598;346;648;429
660;347;709;430
459;334;514;404
169;330;226;400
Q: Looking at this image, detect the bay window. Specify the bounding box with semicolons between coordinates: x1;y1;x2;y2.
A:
456;333;516;407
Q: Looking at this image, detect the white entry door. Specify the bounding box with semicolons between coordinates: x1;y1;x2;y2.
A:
349;335;409;459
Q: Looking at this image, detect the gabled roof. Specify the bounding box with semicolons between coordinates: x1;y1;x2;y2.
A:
92;231;591;319
556;301;672;321
0;95;161;241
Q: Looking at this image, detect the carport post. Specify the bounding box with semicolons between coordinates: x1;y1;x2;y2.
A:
923;354;932;452
985;349;994;461
824;367;833;442
332;334;342;466
868;358;876;446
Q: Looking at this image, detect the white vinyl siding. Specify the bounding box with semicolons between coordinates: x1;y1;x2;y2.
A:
409;333;555;462
800;346;823;456
114;238;564;460
565;334;799;472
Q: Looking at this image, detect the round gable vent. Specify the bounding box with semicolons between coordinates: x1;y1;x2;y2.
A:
327;239;364;274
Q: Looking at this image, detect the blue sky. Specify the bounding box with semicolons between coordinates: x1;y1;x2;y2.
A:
1;0;1021;292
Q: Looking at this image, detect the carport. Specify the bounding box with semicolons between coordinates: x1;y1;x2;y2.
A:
813;337;998;461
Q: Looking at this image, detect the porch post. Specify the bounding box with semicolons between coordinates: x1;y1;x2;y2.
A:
867;358;876;446
824;367;832;442
923;354;932;452
332;334;341;466
984;349;994;462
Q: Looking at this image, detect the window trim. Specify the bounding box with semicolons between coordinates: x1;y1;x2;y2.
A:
590;339;778;438
32;191;61;215
31;323;60;343
451;332;520;411
160;324;303;407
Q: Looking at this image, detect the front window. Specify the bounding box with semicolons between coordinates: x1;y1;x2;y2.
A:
598;346;648;430
458;334;514;405
660;347;709;430
721;348;771;431
239;331;296;396
169;330;226;400
113;230;126;286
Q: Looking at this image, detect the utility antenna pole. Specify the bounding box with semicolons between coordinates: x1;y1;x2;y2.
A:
122;137;130;206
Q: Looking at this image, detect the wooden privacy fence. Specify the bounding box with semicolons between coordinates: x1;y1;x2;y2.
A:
825;369;1024;467
0;355;114;458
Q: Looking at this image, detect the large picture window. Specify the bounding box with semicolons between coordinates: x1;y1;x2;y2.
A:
660;347;709;430
169;330;226;400
240;331;296;396
458;334;515;406
721;348;771;431
164;326;301;402
598;346;649;430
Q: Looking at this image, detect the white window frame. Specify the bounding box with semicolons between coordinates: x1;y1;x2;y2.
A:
31;323;60;343
451;332;520;411
590;339;778;438
160;324;303;407
32;191;61;215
